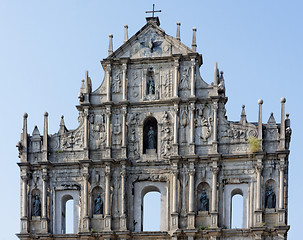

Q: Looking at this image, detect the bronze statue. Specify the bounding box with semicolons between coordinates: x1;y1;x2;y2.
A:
199;190;209;211
32;195;41;217
147;76;155;95
147;126;155;149
265;186;276;209
94;193;103;214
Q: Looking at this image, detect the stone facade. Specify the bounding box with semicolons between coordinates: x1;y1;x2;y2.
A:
17;17;292;240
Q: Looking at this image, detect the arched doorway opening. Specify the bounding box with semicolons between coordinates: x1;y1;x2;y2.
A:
143;191;161;231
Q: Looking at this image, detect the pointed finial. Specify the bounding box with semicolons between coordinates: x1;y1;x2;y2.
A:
108;34;113;55
192;27;197;51
124;25;128;43
286;113;289;119
214;62;219;86
176;22;181;41
60;115;65;126
240;105;247;124
258;99;263;140
59;115;67;135
23;112;28;119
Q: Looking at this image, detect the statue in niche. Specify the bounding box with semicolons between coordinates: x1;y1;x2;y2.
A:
147;75;155;95
199;190;209;211
32;195;41;217
180;68;189;89
147;126;156;149
112;72;121;93
265;186;276;209
94;193;103;214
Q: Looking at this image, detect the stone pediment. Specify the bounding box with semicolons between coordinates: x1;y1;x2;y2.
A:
106;22;196;60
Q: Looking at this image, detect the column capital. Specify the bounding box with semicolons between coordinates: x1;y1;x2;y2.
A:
106;106;111;115
189;102;195;111
174;59;179;68
121;106;127;115
21;175;28;182
212;101;218;110
255;165;263;173
122;63;127;71
83;173;90;180
106;64;112;72
188;169;195;176
211;167;219;175
42;174;48;182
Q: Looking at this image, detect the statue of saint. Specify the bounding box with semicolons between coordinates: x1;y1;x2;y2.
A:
94;193;103;214
147;75;155;95
199;190;209;211
32;195;41;216
265;186;276;209
147;126;155;149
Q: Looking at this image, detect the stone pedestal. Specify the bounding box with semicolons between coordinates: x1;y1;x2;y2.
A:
82;216;90;232
189;143;195;155
254;210;263;226
170;213;179;231
104;215;112;231
121;147;127;158
187;212;195;229
20;217;28;234
278;209;286;226
120;215;127;231
40;218;48;233
172;143;178;155
210;212;218;228
105;147;111;158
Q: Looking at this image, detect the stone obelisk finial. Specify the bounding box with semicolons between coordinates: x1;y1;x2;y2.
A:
192;27;197;51
258;99;263;141
108;34;113;56
176;22;181;41
124;25;128;43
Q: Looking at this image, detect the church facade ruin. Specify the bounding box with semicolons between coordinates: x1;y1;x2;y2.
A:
17;16;292;240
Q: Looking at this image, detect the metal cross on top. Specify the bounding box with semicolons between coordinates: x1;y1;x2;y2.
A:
145;4;161;18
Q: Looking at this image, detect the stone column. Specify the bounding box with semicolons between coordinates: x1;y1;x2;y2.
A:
212;101;218;153
189;102;195;154
20;172;28;233
210;163;219;228
171;160;179;231
258;99;263;141
122;63;127;101
280;97;286;150
121;106;127;158
82;172;90;232
187;162;195;229
190;59;196;97
124;25;128;43
172;104;179;155
173;59;179;98
106;64;112;102
41;168;48;233
105;106;111;158
120;165;127;230
254;155;263;226
83;108;89;160
278;156;286;226
104;165;111;230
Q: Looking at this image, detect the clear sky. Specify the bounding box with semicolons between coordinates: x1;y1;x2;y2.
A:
0;0;302;239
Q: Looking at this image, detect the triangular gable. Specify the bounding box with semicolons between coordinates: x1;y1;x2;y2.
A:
106;21;196;60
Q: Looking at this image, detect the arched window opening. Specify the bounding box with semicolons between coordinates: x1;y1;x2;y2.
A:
231;194;243;229
61;195;74;234
143;191;161;231
143;117;158;154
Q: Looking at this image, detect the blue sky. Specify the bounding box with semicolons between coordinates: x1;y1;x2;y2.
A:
0;1;302;239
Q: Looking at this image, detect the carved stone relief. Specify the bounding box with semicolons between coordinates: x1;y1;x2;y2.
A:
129;70;140;100
160;111;173;157
112;71;121;93
127;112;140;159
195;104;212;144
138;29;163;57
179;67;190;90
92;112;106;150
160;70;172;98
180;106;189;144
112;112;122;146
60;125;84;150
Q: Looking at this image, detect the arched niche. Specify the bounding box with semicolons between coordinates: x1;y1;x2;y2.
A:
143;117;158;154
134;182;168;232
91;186;104;216
31;189;41;218
264;179;277;210
146;67;155;96
197;182;210;212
